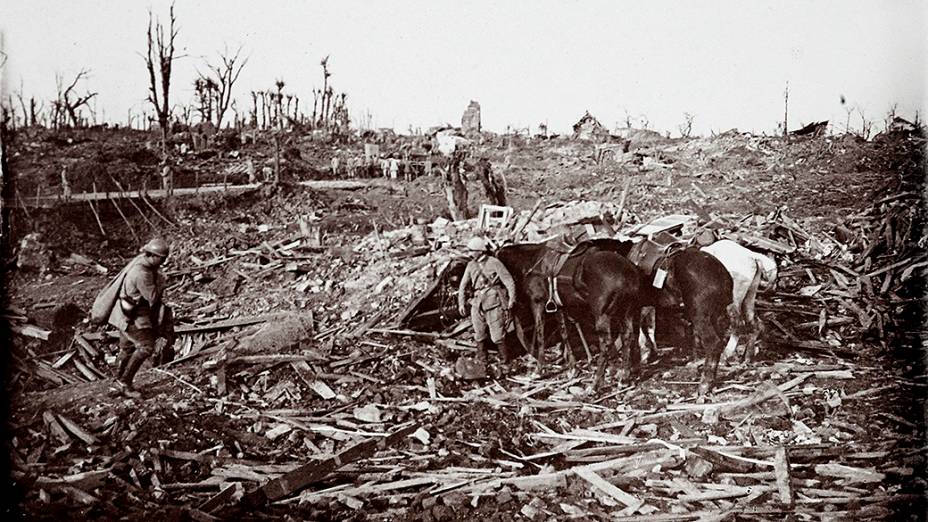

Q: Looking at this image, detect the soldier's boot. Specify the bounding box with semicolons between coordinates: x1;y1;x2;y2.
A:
157;337;176;366
475;338;491;368
496;340;513;377
117;348;151;399
115;344;133;381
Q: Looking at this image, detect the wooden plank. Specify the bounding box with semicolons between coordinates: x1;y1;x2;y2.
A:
51;351;75;369
227;353;327;366
73;334;101;358
813;463;885;483
175;315;272;334
574;467;643;512
11;324;51;340
71;358;100;381
773;446;793;505
7;183;264;208
56;414;99;445
689;447;766;473
240;423;419;507
43;411;71;444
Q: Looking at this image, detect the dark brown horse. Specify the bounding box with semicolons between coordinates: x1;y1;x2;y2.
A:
574;239;735;399
497;241;647;388
662;248;735;398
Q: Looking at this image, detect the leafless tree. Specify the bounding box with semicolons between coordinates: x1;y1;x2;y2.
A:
840;95;854;134
274;79;285;128
857;107;873;140
193;77;216;123
883;103;898;132
14;81;44;127
677;112;695;138
144;2;180;176
782;81;790;137
319;55;331;127
51;69;97;128
199;45;247;128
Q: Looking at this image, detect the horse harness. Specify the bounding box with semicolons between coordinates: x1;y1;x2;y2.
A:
523;239;598;313
627;235;687;289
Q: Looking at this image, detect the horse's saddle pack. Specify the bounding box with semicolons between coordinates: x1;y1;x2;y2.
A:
628;233;686;287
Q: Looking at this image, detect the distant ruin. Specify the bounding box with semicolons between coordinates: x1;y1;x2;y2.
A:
572;111;608;141
461;100;481;135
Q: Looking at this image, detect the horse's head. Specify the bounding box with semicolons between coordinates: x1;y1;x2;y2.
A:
586;238;635;257
757;255;779;291
496;243;549;276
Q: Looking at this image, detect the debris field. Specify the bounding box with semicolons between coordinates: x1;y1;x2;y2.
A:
4;125;927;520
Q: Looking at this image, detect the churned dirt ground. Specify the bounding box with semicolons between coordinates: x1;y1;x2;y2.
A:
3;125;926;520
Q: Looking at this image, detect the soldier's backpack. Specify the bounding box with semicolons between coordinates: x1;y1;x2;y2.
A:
89;258;136;325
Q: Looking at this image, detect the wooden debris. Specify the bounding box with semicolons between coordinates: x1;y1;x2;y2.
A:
239;423;419;508
574;467;643;512
773;447;793;505
56;414;99;445
11;324;51;341
813;463;886;484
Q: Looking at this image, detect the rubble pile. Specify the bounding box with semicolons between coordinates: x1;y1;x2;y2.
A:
5;125;925;519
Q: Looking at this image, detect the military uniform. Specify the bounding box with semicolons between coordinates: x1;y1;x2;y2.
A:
107;239;171;397
458;251;517;365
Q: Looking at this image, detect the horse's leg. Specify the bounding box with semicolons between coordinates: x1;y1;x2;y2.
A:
531;300;545;376
628;308;641;380
741;273;761;363
681;316;696;359
612;313;632;385
694;311;724;402
556;312;577;377
591;313;613;391
638;306;657;364
573;319;594;365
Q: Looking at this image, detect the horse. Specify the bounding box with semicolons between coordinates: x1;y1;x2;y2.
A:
496;241;647;388
624;239;735;399
701;239;778;364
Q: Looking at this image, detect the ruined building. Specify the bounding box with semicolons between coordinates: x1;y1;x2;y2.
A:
461;101;481;135
572;111;608;141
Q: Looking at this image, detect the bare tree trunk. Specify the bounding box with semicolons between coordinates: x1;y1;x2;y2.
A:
312;89;319;129
783;81;789;138
145;4;178;200
441;155;469;221
474;158;507;206
273;132;281;185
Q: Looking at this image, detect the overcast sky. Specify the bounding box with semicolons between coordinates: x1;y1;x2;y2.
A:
2;1;925;135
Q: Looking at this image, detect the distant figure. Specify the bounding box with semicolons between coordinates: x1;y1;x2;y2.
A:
331;155;340;177
60;166;71;200
346;156;357;178
380;157;390;178
246;158;257;184
160;164;173;195
389;158;399;180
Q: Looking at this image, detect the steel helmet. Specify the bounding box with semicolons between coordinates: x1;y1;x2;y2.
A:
466;237;488;252
141;238;170;258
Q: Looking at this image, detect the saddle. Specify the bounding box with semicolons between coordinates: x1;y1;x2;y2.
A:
536;236;597;312
628;231;686;281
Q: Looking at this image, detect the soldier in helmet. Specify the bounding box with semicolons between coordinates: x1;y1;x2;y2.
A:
108;238;173;398
457;237;518;374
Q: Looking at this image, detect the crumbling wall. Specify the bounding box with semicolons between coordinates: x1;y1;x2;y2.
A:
461;101;481;135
